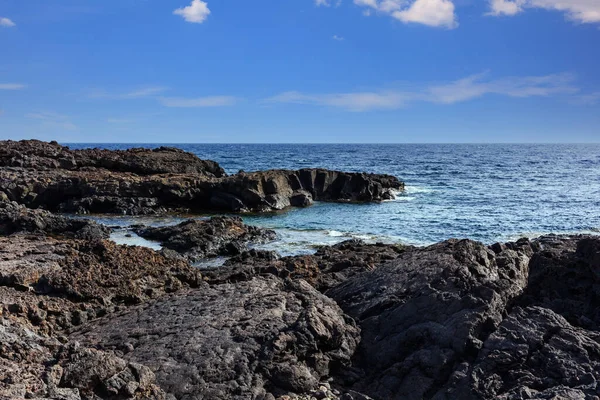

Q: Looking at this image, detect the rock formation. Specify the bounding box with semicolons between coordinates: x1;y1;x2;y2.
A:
133;216;277;262
0;140;404;215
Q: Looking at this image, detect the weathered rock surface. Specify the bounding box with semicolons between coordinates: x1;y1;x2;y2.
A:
0;140;404;215
0;201;109;240
325;239;535;400
445;235;600;400
206;240;407;292
71;276;361;400
2;189;600;400
0;317;167;399
134;216;277;262
0;235;202;329
0;139;225;177
459;306;600;399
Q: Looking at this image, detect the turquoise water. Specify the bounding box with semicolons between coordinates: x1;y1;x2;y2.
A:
68;143;600;253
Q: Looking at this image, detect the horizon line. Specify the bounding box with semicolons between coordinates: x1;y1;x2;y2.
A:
57;141;600;145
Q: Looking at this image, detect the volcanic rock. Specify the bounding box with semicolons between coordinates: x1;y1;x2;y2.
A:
133;216;277;262
0;201;109;240
325;238;534;400
0;140;404;215
71;276;361;400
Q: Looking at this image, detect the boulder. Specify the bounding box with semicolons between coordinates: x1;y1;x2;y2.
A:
133;216;277;262
71;276;361;400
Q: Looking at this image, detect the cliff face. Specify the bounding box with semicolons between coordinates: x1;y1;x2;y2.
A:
0;140;403;214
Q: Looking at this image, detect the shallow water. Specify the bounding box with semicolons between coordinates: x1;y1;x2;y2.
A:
67;143;600;254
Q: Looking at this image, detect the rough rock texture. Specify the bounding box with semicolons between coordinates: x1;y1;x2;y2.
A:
0;317;167;399
461;306;600;400
0;235;202;327
206;240;407;292
325;239;535;400
71;276;361;400
134;216;277;262
0;201;110;240
0;140;404;215
0;139;225;177
210;169;403;213
444;235;600;400
517;235;600;331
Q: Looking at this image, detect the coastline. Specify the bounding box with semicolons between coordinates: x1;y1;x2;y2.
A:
1;140;599;400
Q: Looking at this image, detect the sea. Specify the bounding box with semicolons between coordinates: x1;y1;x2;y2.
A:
67;143;600;257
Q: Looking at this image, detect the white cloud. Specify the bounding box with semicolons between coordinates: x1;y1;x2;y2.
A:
576;91;600;105
487;0;600;23
486;0;525;15
266;72;579;111
392;0;457;28
266;91;409;111
174;0;211;23
332;34;345;40
159;96;238;107
426;72;577;103
89;86;168;99
0;83;26;90
353;0;458;28
316;0;343;6
26;112;78;131
0;17;15;27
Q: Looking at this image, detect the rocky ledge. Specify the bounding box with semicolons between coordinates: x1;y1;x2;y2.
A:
0;140;403;214
133;216;277;262
2;203;600;399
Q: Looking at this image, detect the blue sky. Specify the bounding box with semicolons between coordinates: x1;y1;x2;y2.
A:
0;0;599;143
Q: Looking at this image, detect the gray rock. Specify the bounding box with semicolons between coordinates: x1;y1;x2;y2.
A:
326;239;533;400
133;216;277;262
71;276;360;400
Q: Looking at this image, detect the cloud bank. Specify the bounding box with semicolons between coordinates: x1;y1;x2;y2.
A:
266;72;578;111
487;0;600;24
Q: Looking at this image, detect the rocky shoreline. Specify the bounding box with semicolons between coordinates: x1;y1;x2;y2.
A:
1;140;599;400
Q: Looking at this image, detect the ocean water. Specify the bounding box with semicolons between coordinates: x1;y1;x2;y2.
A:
67;143;600;254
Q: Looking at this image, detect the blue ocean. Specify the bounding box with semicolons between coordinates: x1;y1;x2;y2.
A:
67;143;600;255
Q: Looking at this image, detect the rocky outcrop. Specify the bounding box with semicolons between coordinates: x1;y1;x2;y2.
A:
205;240;407;292
458;306;600;399
71;276;361;400
133;216;277;262
0;139;225;177
444;235;600;399
209;169;403;212
0;235;202;328
325;239;535;400
2;183;600;400
0;317;167;399
0;200;110;240
0;140;404;215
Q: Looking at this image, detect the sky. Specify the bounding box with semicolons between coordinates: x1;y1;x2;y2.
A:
0;0;599;143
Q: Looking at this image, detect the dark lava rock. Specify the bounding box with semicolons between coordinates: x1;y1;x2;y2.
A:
0;235;201;312
0;139;225;177
208;240;407;293
0;201;110;240
0;317;167;399
516;235;600;330
0;140;404;215
453;306;600;399
133;216;277;262
325;239;534;400
71;276;360;400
